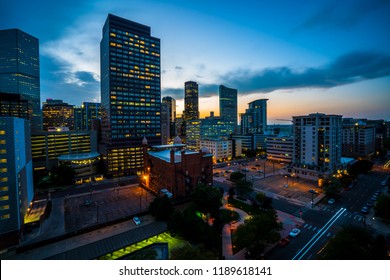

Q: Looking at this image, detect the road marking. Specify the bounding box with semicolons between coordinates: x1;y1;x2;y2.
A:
292;208;347;260
312;227;317;231
304;224;308;228
326;232;331;237
308;225;312;229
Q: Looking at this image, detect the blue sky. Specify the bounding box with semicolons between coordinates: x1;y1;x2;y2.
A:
1;0;389;122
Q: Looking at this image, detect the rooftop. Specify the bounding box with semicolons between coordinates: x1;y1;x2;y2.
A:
58;152;100;161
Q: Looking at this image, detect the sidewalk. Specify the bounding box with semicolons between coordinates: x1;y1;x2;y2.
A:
220;193;304;260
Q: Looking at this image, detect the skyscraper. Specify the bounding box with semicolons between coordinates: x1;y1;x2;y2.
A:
100;14;161;177
184;81;199;121
219;85;237;127
0;29;41;131
161;102;170;145
240;99;268;134
162;96;176;138
0;117;33;249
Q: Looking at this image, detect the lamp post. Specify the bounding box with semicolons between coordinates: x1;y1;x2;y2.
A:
285;175;289;187
311;192;314;208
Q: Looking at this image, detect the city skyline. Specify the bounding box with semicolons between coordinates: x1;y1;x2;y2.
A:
2;0;390;123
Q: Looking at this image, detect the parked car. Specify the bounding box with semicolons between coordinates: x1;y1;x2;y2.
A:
84;199;92;207
278;238;290;247
328;198;335;204
133;216;141;225
289;228;301;238
366;202;374;208
309;189;319;194
361;207;369;214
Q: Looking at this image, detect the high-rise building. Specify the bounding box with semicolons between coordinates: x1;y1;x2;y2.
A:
74;102;101;131
0;29;41;131
42;99;74;130
293;113;342;173
0;92;29;120
161;102;170;145
341;118;375;159
100;14;161;177
266;135;294;163
219;85;237;128
162;96;176;138
241;99;268;134
184;81;199;121
0;117;33;249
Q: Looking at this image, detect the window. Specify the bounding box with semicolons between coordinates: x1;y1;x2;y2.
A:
0;195;9;201
1;214;10;220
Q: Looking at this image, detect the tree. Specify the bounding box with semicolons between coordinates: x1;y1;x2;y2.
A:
323;177;342;198
233;210;282;259
230;171;245;183
149;195;174;221
320;225;389;260
51;163;75;186
192;184;222;218
374;194;390;220
349;160;374;176
255;192;273;210
235;180;253;199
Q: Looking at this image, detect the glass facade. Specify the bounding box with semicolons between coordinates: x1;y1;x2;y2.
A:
42;99;74;130
184;81;199;121
162;96;176;138
100;14;161;176
219;85;238;128
0;29;41;132
241;99;268;134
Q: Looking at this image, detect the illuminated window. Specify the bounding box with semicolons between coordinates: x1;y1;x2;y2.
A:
0;195;9;201
0;140;5;144
0;168;7;173
0;186;8;191
0;205;9;210
0;159;6;163
0;178;8;182
0;131;5;135
0;214;10;220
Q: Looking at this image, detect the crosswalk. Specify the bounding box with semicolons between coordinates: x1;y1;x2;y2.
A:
321;206;366;222
301;223;335;238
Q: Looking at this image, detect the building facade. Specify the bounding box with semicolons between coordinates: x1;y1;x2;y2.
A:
42;99;74;130
162;96;176;138
184;81;199;121
199;139;232;163
143;142;213;199
0;29;41;131
0;92;29;120
0;117;33;249
74;102;102;131
266;135;294;163
219;85;237;130
99;14;161;177
293;113;342;173
241;99;268;134
341;118;375;159
31;130;97;170
161;102;170;145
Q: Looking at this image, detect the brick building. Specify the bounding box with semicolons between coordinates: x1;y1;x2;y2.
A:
142;136;213;199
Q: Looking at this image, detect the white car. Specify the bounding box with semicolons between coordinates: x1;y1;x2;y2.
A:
132;216;141;225
289;228;301;238
328;198;335;204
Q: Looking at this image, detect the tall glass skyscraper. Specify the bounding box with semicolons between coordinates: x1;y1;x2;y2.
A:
219;85;238;127
162;96;176;138
0;29;41;132
184;81;199;121
100;14;161;177
241;99;268;134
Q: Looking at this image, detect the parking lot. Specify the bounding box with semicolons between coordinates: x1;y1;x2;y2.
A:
213;159;321;205
64;184;155;233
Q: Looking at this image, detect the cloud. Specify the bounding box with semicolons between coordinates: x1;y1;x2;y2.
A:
175;66;183;70
295;0;390;32
162;51;390;99
220;51;390;94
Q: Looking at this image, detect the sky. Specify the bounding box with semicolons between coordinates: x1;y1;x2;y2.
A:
1;0;390;123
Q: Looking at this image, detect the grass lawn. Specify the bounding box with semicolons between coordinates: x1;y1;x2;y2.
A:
220;209;240;224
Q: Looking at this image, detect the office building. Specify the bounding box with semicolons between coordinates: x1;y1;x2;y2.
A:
74;102;102;131
31;130;97;170
266;135;294;163
162;96;176;138
42;99;74;130
292;113;342;174
342;118;375;159
161;102;170;145
201;112;235;140
219;85;237;129
0;117;33;249
0;29;41;131
184;81;199;121
199;139;232;163
143;140;213;199
100;14;161;177
241;99;268;134
0;92;29;119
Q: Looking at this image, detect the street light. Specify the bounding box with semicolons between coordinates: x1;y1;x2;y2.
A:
285;175;289;187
